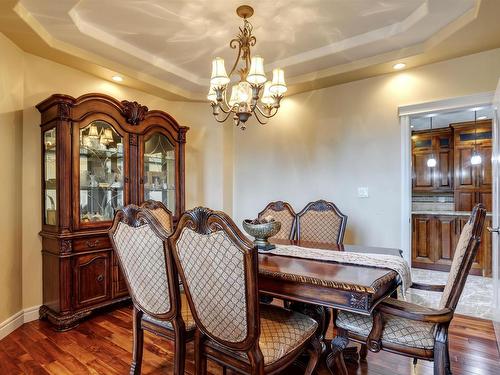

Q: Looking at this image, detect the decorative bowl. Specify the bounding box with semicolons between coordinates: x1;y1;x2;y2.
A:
242;219;281;251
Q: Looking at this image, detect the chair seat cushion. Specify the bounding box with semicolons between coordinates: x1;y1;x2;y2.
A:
214;304;317;365
142;292;195;331
336;301;436;350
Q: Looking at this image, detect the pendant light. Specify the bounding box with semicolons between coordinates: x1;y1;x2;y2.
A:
470;110;482;165
427;116;437;168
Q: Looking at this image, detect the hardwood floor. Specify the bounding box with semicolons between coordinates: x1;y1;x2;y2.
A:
0;306;498;374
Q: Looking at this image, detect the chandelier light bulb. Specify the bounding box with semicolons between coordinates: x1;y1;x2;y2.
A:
210;57;230;86
270;68;287;95
427;157;437;168
247;56;267;85
471;153;482;165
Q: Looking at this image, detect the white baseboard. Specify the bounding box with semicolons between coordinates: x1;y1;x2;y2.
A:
0;305;40;340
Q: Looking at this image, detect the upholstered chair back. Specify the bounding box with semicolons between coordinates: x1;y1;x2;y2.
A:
258;201;297;240
140;200;173;233
297;200;348;244
170;207;260;350
109;205;180;320
439;204;486;309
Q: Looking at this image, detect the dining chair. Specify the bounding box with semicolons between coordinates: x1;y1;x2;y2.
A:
169;206;322;375
258;201;297;240
140;199;173;232
296;199;348;244
331;204;487;375
109;204;195;375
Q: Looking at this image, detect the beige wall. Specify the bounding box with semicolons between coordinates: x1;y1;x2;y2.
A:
0;34;24;323
233;48;500;250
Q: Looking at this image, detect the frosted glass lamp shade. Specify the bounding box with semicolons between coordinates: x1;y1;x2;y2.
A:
247;56;267;85
207;85;217;102
261;82;274;105
427;157;437;168
210;57;230;86
228;85;239;106
471;153;482;165
237;82;252;104
270;68;287;95
88;124;99;138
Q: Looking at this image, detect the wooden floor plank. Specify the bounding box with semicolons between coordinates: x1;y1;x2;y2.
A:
0;308;498;374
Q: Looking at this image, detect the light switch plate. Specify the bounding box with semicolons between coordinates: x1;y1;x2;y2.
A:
358;187;369;198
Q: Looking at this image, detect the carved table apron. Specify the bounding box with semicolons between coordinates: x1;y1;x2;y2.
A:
258;239;402;373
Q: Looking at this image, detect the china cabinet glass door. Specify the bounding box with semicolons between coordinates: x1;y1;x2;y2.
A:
143;133;176;213
43;128;57;225
79;120;124;223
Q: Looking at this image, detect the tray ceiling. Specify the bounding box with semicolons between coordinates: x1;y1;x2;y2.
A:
2;0;498;101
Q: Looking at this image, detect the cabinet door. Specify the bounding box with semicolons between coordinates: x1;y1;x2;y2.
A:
73;252;111;309
454;147;475;189
479;218;492;277
477;191;492;212
436;150;453;190
478;145;492;189
139;129;178;216
455;191;475;212
413;152;434;191
434;216;457;266
75;119;129;228
412;216;434;265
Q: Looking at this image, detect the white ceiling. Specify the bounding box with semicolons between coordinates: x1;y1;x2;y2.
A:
17;0;478;97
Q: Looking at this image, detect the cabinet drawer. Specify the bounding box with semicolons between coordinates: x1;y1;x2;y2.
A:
73;251;111;309
73;236;111;252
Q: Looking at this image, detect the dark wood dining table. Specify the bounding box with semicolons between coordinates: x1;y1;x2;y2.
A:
257;239;403;374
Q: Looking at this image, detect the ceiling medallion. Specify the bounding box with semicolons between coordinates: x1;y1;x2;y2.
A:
207;5;287;130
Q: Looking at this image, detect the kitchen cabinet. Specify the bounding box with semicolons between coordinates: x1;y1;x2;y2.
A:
412;214;491;277
412;129;453;192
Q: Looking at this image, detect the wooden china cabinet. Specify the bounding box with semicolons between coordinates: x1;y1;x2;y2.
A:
37;93;188;330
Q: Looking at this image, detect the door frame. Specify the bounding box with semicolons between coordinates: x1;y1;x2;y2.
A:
398;91;495;267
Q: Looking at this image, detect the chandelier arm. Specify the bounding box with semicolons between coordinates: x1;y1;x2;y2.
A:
213;109;234;123
254;103;278;119
253;109;269;125
228;40;243;78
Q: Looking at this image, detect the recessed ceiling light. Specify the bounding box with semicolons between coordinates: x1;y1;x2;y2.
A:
393;63;406;70
426;113;437;117
410;125;414;128
112;75;124;82
469;107;483;111
477;116;487;120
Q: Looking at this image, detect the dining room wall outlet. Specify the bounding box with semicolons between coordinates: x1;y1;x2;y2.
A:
358;187;369;198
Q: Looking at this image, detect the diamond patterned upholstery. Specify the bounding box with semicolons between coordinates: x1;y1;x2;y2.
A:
439;220;474;309
336;298;436;350
208;304;317;365
174;227;248;343
298;210;344;244
112;222;171;314
148;207;173;234
259;206;295;240
142;292;196;330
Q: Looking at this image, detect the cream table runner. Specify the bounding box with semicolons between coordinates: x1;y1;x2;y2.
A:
261;244;412;296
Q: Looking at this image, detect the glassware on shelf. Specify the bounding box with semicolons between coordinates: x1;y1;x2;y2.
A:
44;128;57;225
144;133;176;212
79;120;124;222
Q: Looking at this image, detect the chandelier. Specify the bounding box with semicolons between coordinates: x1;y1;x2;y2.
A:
207;5;287;130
